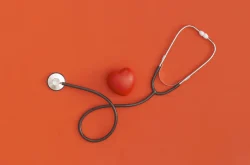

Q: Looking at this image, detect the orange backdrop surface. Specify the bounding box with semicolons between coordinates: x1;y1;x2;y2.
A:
0;0;250;165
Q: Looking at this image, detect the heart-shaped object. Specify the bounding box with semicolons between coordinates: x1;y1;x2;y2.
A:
107;68;135;96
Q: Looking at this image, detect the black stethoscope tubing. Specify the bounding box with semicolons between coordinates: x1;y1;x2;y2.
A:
62;66;180;143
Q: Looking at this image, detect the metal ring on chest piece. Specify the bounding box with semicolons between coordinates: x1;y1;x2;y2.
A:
47;73;65;91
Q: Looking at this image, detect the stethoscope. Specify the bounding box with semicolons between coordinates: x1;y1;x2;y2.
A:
47;25;216;143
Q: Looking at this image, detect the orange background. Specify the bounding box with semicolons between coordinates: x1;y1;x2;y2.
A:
0;0;250;165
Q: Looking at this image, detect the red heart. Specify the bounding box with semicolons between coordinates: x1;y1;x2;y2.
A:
107;68;135;96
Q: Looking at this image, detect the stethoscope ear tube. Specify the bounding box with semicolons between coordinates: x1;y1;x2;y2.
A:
158;25;216;86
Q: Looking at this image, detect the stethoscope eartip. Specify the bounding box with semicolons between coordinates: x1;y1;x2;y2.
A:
47;73;65;91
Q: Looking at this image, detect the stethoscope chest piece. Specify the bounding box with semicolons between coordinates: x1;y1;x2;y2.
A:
47;73;65;91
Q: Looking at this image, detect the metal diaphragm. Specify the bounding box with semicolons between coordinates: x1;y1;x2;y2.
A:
47;73;65;91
